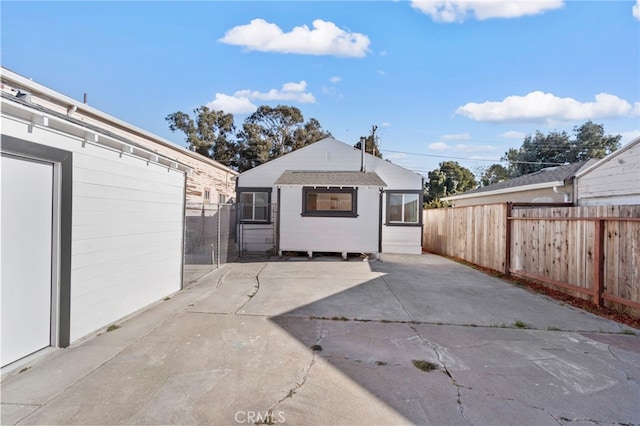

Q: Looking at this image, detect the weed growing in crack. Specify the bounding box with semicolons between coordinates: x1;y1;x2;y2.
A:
163;297;171;301
331;316;349;321
547;326;561;331
375;361;388;366
621;329;637;335
412;359;439;372
19;367;30;374
106;324;120;332
310;344;323;352
513;320;530;329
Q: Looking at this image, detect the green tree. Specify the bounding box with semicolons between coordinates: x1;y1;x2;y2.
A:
165;107;237;166
571;120;621;162
479;164;510;187
424;161;477;208
354;125;382;158
500;121;621;177
291;118;333;150
237;105;331;171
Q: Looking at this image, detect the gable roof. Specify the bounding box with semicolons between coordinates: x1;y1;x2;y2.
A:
443;161;590;201
575;136;640;178
275;171;387;187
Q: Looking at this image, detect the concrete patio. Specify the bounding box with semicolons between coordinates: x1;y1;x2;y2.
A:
2;253;639;425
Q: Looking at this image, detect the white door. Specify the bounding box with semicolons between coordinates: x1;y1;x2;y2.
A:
1;154;54;367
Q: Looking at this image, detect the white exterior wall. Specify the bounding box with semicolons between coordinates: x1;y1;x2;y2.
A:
576;140;640;206
2;107;184;342
382;226;422;254
238;138;423;254
279;185;380;253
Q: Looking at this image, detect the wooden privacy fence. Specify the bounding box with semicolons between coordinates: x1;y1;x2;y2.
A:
423;204;640;316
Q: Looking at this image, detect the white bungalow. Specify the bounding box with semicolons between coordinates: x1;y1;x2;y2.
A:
235;137;424;257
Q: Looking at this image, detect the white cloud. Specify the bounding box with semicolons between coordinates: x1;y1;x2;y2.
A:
235;80;315;103
633;0;640;20
501;131;526;139
380;122;391;128
206;93;257;115
377;70;386;76
329;76;341;83
219;18;370;58
456;91;636;123
380;50;388;56
410;0;564;23
429;142;449;150
207;81;316;114
441;132;471;140
633;102;640;116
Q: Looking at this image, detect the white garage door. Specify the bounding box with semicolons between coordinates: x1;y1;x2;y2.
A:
1;154;54;367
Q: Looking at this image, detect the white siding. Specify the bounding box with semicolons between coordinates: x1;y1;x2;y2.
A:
577;140;640;206
238;138;423;254
279;186;380;253
382;226;422;254
2;113;185;342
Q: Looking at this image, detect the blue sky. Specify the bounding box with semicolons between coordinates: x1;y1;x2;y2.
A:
2;1;639;177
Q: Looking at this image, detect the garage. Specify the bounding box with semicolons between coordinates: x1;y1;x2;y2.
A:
1;91;189;369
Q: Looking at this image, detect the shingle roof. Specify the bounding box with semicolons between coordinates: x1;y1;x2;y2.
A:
275;171;387;187
462;162;590;196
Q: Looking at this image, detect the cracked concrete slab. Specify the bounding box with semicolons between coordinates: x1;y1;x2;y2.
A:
2;254;639;425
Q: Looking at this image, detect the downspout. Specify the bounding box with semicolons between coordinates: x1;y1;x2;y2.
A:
276;187;281;256
378;188;383;260
360;137;366;172
553;182;571;203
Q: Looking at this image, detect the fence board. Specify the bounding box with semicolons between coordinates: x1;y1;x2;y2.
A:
423;204;640;316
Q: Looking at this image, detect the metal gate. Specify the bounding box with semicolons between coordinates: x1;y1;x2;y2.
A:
237;203;278;256
183;203;238;285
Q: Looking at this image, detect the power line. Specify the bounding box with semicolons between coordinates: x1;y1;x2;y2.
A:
381;149;566;166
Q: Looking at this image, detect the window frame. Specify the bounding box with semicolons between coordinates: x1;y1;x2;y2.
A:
301;187;358;218
238;187;272;223
386;190;422;226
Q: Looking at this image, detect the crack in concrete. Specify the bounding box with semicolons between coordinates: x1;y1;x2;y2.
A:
484;392;563;425
233;261;269;315
258;322;325;422
409;324;472;425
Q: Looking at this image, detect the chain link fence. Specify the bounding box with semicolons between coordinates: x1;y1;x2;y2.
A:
183;203;238;286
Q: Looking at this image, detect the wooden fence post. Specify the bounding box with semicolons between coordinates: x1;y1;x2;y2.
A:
593;219;605;307
505;202;512;276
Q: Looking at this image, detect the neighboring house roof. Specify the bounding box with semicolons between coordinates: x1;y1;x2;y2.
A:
1;66;237;175
275;171;387;187
575;136;640;179
443;161;590;201
2;92;192;173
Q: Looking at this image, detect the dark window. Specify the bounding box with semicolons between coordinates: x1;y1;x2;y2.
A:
302;187;357;217
387;191;421;225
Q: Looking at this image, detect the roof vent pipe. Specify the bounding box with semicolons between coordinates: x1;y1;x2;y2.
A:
360;136;366;172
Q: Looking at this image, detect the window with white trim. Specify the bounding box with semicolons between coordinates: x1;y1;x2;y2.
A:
387;192;420;225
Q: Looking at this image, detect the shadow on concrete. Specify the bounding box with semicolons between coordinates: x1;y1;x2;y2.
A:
267;254;639;425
